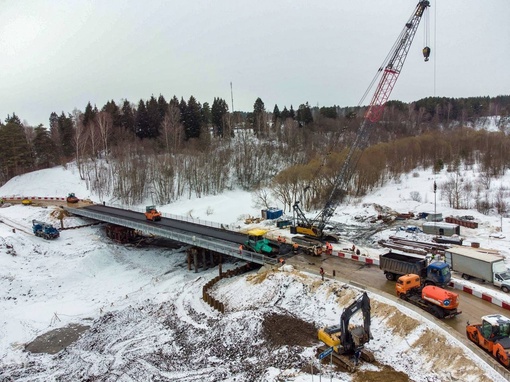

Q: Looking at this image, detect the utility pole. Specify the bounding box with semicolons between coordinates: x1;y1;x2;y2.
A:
230;81;234;113
434;181;437;235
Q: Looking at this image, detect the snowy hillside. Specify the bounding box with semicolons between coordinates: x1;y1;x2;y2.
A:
1;164;510;381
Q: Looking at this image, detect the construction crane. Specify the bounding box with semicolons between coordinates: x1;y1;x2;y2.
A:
291;1;431;241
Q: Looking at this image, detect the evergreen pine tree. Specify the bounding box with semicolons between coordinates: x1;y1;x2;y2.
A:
120;100;136;134
146;95;160;138
0;115;34;178
135;100;150;139
211;97;229;137
272;104;281;125
58;112;75;158
33;125;58;168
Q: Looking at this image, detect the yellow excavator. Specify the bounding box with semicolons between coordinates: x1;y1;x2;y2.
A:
317;291;374;372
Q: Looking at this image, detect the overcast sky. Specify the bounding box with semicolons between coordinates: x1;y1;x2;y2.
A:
1;0;508;127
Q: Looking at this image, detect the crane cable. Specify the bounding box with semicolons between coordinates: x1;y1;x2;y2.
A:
433;0;437;96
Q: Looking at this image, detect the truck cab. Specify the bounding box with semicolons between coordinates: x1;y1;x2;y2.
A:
425;261;451;287
396;274;421;296
494;271;510;293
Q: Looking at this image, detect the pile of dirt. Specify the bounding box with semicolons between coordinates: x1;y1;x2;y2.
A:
24;323;90;355
353;364;411;382
261;312;318;347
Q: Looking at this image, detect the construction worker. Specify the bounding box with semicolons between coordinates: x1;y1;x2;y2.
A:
279;258;285;266
325;242;333;255
320;267;325;281
292;243;299;254
277;235;286;243
239;244;243;254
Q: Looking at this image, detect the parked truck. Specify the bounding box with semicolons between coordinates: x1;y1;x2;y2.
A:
32;219;60;240
379;250;451;287
444;247;510;292
396;274;461;319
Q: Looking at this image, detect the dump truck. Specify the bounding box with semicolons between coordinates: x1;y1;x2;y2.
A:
32;219;60;240
379;250;451;287
144;205;162;221
444;247;510;292
396;274;461;319
466;314;510;367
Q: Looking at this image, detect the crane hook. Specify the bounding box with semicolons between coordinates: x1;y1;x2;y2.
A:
422;46;431;62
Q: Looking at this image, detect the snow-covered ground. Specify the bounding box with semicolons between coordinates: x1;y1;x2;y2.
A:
1;163;510;381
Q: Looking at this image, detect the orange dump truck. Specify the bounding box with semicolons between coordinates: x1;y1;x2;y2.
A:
396;274;461;319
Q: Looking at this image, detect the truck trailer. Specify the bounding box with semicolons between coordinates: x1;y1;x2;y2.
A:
444;247;510;292
379;250;451;287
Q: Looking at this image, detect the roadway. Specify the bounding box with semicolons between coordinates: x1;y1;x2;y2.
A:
81;205;510;329
287;252;509;333
82;205;249;244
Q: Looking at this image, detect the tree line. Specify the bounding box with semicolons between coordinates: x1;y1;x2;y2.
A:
1;93;509;216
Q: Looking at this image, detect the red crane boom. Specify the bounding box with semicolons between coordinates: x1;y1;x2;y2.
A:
292;1;430;241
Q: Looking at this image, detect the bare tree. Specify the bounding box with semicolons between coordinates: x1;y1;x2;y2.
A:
96;111;112;162
160;104;183;153
252;188;273;209
71;109;87;180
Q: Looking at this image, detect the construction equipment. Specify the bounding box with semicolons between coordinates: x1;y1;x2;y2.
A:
32;219;60;240
144;205;162;221
291;1;430;241
317;292;374;372
22;197;32;206
396;274;461;319
380;250;451;287
244;229;279;257
66;193;79;203
466;314;510;367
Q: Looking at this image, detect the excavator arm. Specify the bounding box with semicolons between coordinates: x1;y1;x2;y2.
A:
339;292;371;353
293;1;430;239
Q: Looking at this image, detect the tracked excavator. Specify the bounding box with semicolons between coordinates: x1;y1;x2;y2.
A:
291;1;431;241
317;291;374;372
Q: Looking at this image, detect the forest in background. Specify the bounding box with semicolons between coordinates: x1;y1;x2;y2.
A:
1;94;510;216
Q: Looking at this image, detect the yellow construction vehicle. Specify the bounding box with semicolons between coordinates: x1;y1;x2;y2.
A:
317;291;374;372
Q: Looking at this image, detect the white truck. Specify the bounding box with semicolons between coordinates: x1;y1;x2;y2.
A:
444;247;510;292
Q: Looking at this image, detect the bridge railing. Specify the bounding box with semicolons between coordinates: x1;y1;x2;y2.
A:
66;207;277;266
109;204;230;231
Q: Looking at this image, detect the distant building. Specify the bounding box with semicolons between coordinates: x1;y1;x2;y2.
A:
422;222;460;236
426;212;443;222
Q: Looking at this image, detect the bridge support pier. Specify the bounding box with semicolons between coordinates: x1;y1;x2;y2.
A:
193;250;198;273
201;248;207;271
